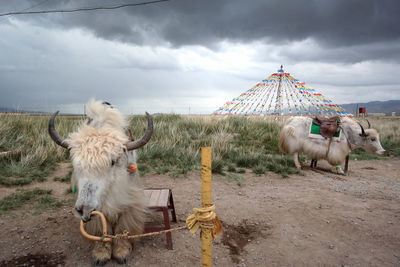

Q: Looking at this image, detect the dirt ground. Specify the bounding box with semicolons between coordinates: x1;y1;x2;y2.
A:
0;158;400;267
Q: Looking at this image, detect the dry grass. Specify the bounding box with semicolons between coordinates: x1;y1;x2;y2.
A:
0;114;399;185
351;116;400;158
129;114;297;177
0;114;79;186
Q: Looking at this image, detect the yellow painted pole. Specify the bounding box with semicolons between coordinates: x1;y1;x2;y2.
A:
201;147;212;267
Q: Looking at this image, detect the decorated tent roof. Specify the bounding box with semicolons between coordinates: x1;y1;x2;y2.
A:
214;66;352;117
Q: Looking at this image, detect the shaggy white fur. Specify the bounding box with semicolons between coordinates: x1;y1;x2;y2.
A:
280;116;385;172
64;99;146;264
85;98;128;131
67;126;128;174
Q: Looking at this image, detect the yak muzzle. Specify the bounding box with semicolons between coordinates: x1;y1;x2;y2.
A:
75;205;95;222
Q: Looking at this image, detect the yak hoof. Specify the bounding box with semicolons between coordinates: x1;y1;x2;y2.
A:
332;167;345;175
92;258;108;266
112;239;132;265
92;242;112;266
115;256;131;265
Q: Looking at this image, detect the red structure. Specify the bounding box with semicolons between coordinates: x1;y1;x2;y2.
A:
359;107;367;116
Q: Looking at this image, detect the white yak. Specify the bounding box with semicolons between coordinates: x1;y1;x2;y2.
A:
48;99;153;265
280;116;385;174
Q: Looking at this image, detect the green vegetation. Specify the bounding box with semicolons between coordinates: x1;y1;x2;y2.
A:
227;164;237;173
252;165;266;175
65;187;73;194
54;170;72;183
350;117;400;158
130;114;299;178
0;114;80;186
0;188;64;213
218;173;245;186
0;114;399;186
374;118;400;157
237;168;246;174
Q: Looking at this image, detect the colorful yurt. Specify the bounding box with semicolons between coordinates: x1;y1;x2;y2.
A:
214;66;352;117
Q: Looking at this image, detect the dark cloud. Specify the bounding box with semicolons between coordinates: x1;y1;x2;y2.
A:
1;0;400;113
255;38;400;64
2;0;400;48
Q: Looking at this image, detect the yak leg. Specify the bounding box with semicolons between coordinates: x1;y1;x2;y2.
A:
112;214;136;264
344;154;349;175
92;241;112;266
332;166;345;175
331;163;345;175
293;152;302;169
310;159;317;168
112;238;132;264
333;155;350;175
112;201;145;264
87;216;113;266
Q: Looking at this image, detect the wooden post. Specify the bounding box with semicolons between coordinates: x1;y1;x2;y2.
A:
201;147;212;267
0;149;21;157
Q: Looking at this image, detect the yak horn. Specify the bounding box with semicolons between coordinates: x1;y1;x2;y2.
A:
126;112;153;151
365;119;371;129
358;122;367;137
48;111;69;149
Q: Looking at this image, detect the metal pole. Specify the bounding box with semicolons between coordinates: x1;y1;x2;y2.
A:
277;65;283;117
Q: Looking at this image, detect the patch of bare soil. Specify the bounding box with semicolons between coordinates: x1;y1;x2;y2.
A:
221;220;272;264
0;253;65;267
0;158;400;266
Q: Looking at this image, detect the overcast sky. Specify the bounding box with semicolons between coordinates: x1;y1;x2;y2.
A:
1;0;399;114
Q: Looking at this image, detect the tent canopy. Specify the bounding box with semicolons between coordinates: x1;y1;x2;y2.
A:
214;66;352;117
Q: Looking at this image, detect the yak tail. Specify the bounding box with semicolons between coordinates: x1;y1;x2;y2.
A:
279;125;296;154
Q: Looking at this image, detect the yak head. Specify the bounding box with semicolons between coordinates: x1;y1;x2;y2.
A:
48;100;152;222
358;120;385;155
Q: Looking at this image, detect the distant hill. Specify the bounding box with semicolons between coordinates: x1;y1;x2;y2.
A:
341;100;400;115
0;107;82;116
0;107;47;114
0;107;19;113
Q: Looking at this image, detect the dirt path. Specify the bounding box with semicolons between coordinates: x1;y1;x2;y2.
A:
0;158;399;266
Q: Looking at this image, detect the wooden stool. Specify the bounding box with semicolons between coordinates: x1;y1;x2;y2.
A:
144;188;177;250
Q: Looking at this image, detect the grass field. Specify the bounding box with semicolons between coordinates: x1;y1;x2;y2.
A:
0;115;80;186
0;188;64;214
0;114;399;186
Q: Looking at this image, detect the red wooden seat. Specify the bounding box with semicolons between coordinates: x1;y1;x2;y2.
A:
144;188;177;250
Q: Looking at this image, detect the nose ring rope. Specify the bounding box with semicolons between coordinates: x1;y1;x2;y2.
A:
79;211;112;242
80;206;221;242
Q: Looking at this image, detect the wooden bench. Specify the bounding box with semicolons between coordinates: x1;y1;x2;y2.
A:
144;188;177;250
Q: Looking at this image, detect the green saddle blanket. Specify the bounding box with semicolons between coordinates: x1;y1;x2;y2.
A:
309;122;340;139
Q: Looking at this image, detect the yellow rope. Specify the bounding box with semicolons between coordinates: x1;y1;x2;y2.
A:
186;204;222;238
104;225;188;240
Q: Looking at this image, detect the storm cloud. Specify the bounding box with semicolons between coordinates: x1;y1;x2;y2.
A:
3;1;399;48
0;0;399;113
